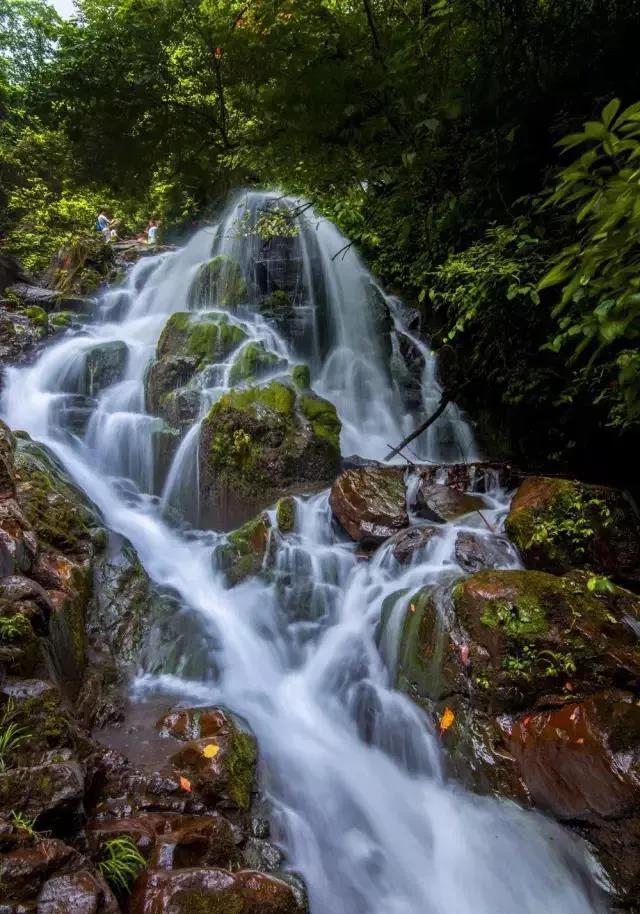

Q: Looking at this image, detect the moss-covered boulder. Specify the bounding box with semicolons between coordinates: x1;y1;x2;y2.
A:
159;706;257;810
13;438;100;556
188;255;247;309
213;513;272;587
505;476;640;582
228;342;286;385
330;467;407;544
454;569;640;710
199;381;340;530
146;312;247;421
157;311;247;368
291;364;310;390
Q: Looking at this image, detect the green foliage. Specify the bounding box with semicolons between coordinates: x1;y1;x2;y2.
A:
0;700;30;771
10;810;38;837
0;613;31;643
98;836;146;893
541;99;640;429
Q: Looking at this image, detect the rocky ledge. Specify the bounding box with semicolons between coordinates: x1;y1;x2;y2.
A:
0;420;306;912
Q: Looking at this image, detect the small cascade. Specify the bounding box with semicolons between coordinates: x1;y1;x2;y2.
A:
0;190;607;914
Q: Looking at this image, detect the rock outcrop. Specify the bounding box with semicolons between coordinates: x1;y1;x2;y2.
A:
505;476;640;583
330;466;407;545
199;381;340;530
389;566;640;905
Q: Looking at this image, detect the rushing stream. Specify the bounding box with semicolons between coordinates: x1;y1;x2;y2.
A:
1;192;606;913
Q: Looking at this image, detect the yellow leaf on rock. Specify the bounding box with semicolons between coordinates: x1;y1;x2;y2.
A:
202;743;220;759
439;707;455;734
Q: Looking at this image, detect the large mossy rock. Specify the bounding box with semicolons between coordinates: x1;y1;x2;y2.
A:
451;569;640;710
505;476;640;582
146;311;247;420
199;381;340;530
330;467;407;545
13;437;100;556
394;569;640;714
187;255;248;309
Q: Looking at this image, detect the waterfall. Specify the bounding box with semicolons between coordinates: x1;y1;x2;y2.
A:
0;191;605;914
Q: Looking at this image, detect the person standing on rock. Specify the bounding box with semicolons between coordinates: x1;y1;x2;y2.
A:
146;218;159;246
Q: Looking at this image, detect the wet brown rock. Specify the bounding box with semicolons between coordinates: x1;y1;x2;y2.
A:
414;483;488;524
0;836;83;902
387;526;441;564
128;867;299;914
38;869;119;914
158;707;257;811
498;691;640;905
505;476;640;581
0;499;38;576
499;691;640;820
86;811;238;870
0;575;53;629
0;762;84;826
330;467;407;544
454;531;515;573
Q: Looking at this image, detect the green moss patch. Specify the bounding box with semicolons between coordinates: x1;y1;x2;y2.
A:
228;342;284;385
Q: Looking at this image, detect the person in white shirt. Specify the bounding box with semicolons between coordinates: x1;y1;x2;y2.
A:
147;219;159;245
96;210;112;242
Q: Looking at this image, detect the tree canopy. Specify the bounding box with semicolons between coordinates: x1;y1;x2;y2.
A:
2;0;640;470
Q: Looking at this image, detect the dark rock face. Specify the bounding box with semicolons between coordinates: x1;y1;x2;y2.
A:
0;251;28;293
330;467;407;544
0;761;85;826
414;482;488;523
505;476;640;582
387;525;441;564
454;531;515;573
83;341;128;396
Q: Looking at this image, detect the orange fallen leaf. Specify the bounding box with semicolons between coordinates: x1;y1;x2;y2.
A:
564;682;574;691
202;743;220;759
179;776;192;792
576;738;585;745
522;715;532;728
439;707;455;735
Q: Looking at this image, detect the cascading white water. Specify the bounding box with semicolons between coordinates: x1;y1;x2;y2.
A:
0;191;606;914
